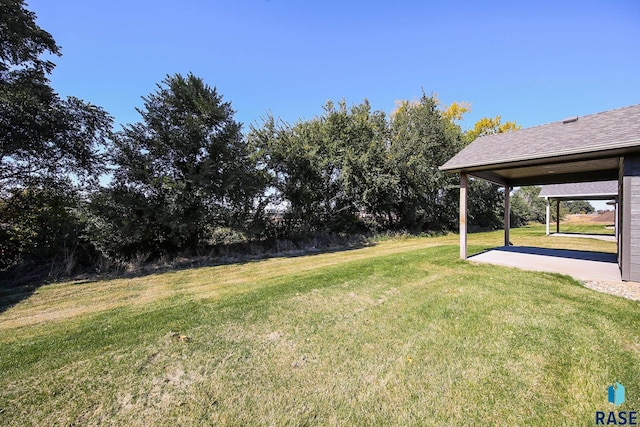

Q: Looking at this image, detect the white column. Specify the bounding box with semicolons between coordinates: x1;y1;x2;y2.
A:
615;201;619;239
460;173;468;259
504;185;511;246
545;197;550;236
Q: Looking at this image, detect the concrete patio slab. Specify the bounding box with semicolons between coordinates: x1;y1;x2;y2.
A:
469;246;621;282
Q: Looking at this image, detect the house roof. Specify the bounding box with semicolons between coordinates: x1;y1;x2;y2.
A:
440;104;640;186
538;181;618;200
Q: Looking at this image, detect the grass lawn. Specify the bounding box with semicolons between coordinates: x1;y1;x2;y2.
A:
553;214;615;235
1;226;637;426
554;224;615;236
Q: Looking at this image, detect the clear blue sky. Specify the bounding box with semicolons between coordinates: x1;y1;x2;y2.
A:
29;0;640;133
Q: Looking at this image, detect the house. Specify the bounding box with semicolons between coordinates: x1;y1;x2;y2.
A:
538;181;618;235
440;104;640;281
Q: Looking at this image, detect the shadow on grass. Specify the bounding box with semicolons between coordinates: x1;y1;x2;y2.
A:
0;239;376;315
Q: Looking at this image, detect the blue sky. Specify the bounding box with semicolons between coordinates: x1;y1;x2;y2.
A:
29;0;640;134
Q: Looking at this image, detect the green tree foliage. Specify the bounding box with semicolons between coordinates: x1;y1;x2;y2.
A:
90;73;262;257
515;186;546;223
1;0;58;72
565;200;595;214
250;100;393;233
1;1;111;276
509;186;566;227
0;0;112;188
251;94;463;233
468;180;504;230
0;181;93;273
389;96;463;231
338;102;397;229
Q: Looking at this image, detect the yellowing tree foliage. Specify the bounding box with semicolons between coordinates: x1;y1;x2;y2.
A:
465;115;521;143
396;97;519;142
442;101;471;122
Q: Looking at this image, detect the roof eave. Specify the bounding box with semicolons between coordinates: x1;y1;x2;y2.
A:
440;145;638;174
538;193;618;200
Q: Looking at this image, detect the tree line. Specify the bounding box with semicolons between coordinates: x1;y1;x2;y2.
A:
3;1;536;282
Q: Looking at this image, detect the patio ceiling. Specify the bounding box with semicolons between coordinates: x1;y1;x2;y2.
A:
468;156;621;187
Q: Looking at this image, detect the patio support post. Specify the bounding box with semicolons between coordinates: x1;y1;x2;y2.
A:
615;201;619;239
504;184;511;246
460;173;468;259
545;197;550;236
556;199;560;233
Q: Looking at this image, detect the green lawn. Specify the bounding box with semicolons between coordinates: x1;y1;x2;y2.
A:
0;227;637;426
554;223;615;235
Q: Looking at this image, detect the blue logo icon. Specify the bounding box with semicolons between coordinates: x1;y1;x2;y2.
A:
608;382;626;406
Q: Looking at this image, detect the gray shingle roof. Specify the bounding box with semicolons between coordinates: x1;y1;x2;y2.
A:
440;104;640;172
539;181;618;198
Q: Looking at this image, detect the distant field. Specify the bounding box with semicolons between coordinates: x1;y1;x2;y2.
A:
1;226;636;426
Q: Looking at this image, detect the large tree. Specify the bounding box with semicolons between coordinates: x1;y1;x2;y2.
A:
565;200;594;215
510;186;550;226
251;95;472;234
1;0;112;275
249;100;395;234
0;0;112;190
389;95;463;231
95;73;261;256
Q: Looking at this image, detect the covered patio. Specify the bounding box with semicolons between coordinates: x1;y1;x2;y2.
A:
538;181;618;237
440;104;640;282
